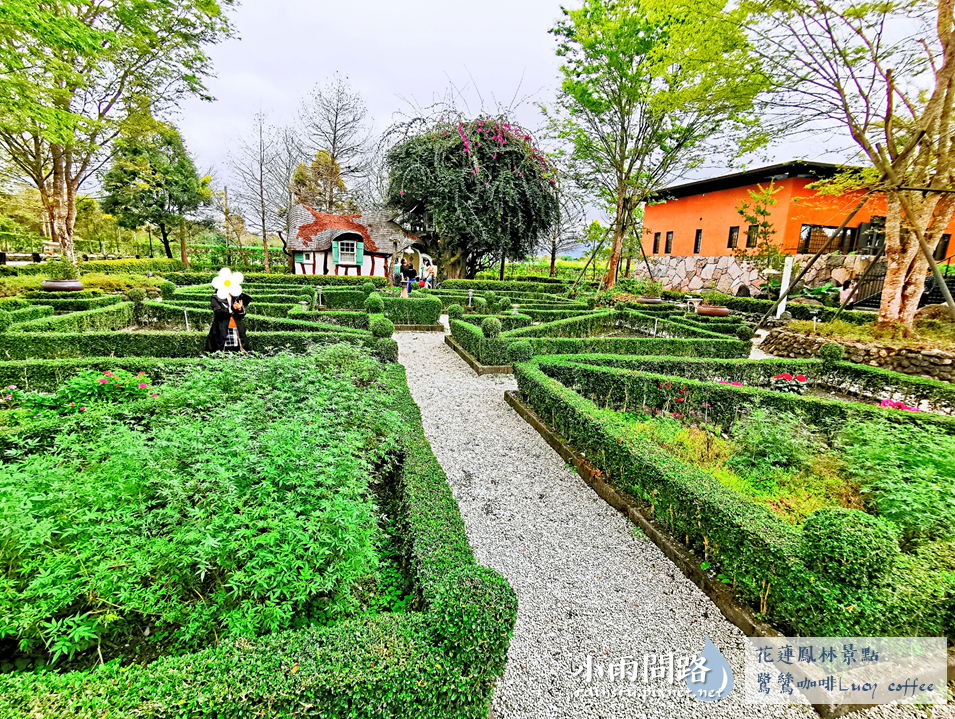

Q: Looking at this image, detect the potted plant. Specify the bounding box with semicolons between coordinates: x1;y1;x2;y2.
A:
696;288;730;316
633;276;665;304
40;257;84;292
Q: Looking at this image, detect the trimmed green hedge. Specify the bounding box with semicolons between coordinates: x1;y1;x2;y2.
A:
78;258;187;274
717;295;875;324
0;357;201;392
24;289;105;299
0;363;516;718
141;301;368;337
457;314;532;332
520;308;593;322
162;272;388;288
287;309;370;329
10;303;134;334
536;356;955;434
383;295;443;325
0;305;55;332
165;299;297;319
513;359;953;638
27;295;124;312
320;289;368;309
560;354;955;416
441;279;568;295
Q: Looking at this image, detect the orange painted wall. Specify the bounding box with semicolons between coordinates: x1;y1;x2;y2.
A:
642;177;955;257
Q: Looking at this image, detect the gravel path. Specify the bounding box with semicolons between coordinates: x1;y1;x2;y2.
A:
395;326;945;719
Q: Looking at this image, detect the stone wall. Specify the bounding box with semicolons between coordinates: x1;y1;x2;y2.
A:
646;254;876;295
760;329;955;381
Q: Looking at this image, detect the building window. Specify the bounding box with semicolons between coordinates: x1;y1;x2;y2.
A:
339;240;356;265
303;252;311;261
652;232;660;254
746;225;758;248
665;231;673;254
727;226;739;249
935;233;952;261
694;229;703;254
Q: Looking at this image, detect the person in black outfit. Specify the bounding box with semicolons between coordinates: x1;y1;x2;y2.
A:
400;258;418;295
205;291;253;352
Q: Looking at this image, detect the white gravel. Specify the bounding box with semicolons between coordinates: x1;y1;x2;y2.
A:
395;324;948;719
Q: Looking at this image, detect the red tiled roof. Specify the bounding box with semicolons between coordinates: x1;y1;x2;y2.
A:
296;207;377;252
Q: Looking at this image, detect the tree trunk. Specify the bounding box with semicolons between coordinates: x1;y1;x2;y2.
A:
159;225;174;258
46;147;78;261
550;238;557;277
603;196;625;289
179;222;189;266
499;249;506;280
625;255;632;277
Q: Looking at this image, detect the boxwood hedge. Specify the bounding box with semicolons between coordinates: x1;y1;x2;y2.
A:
0;305;54;332
26;295;124;312
382;294;443;325
512;359;953;638
0;362;516;718
162;272;388;288
10;302;134;334
287;309;370;329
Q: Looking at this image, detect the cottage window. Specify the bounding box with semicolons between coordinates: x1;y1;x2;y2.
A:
664;231;673;254
339;240;356;265
303;252;311;261
693;229;703;254
727;226;739;249
746;225;758;248
652;232;660;254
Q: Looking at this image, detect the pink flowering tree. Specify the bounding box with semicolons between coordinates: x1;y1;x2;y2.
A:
385;116;561;279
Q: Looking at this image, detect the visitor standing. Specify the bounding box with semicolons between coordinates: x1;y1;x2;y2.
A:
394;258;404;287
423;259;436;288
839;279;857;306
205;268;253;352
401;258;418;297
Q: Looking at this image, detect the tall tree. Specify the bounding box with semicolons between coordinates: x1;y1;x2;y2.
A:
541;178;586;277
547;0;766;289
298;74;371;210
101;122;211;260
0;0;233;261
228;110;278;272
742;0;955;328
289;151;350;213
385;115;560;278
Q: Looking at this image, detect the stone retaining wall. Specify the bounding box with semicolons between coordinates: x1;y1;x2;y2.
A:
647;253;876;295
760;328;955;381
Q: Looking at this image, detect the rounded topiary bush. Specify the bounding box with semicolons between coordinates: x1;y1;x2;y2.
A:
481;316;502;338
159;281;176;300
362;282;376;295
126;288;147;304
735;324;754;341
363;293;385;314
369;314;395;338
507;340;533;363
373;337;399;363
801;508;899;588
484;291;497;305
818;341;845;363
447;304;465;320
472;297;489;314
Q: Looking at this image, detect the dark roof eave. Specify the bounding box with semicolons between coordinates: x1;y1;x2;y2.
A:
651;161;855;201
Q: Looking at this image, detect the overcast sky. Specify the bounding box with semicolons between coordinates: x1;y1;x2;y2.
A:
175;0;854;216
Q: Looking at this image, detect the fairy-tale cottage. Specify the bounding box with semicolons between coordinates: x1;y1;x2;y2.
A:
285;204;418;277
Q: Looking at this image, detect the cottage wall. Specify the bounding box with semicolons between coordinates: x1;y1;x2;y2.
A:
293;250;390;277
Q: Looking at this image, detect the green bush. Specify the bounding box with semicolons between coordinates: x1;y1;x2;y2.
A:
24;289;104;300
734;324;755;342
370;315;395;338
471;297;489;314
162;272;388;288
374;337;399;363
801;509;900;588
10;302;134;334
287;309;370;329
458;313;532;332
362;281;376;295
507;340;534;363
42;258;79;280
0;305;55;333
126;288;147;304
819;341;846;363
481;317;502;338
729;408;819;472
447;304;464;320
0;297;32;310
25;295;123;312
159;280;177;300
383;295;443;325
80;258;186;275
364;293;385;313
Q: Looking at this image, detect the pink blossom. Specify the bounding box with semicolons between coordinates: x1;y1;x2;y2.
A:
79;407;86;411
97;378;108;384
138;383;147;389
151;393;158;398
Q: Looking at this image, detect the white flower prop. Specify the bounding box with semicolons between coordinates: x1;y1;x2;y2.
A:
212;268;244;300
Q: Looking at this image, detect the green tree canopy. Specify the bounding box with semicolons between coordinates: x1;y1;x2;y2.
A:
101;122;211;259
385;116;560;278
546;0;766;288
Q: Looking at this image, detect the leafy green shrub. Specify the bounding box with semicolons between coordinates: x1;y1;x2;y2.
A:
126;288;147;304
25;295;122;312
11;302;134;334
0;305;54;333
507;340;533;363
819;341;846;363
801;508;899;588
162;272;387;288
370;315;395;338
838;418;955;548
24;289;104;300
481;317;502;338
42;258;79;281
447;304;464;319
735;324;754;341
382;295;443;325
159;280;177;300
79;257;186;274
310;343;382;385
362;282;376;295
374;337;399;363
364;293;385;313
472;297;488;314
729;408;819;473
15;368;154;419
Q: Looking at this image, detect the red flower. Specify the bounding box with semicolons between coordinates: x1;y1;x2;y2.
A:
795;374;807;382
674;397;684;402
773;373;794;381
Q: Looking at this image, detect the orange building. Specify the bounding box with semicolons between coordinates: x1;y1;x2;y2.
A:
642;161;954;261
